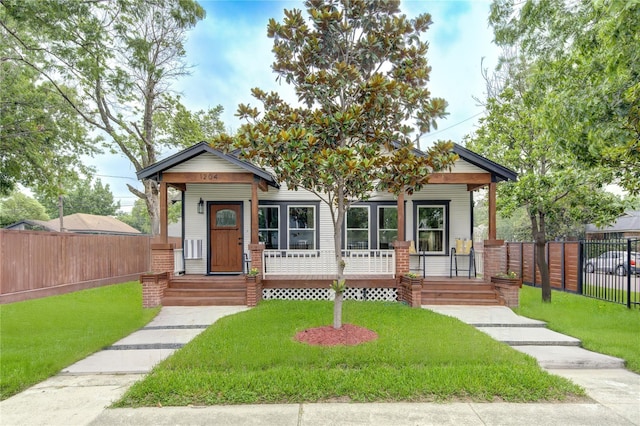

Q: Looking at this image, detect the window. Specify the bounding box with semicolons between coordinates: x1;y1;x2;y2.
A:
346;206;369;249
215;209;237;227
258;206;279;249
289;206;315;249
378;206;397;249
417;205;446;254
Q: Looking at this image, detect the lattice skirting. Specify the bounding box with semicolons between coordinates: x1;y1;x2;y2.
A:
263;288;398;302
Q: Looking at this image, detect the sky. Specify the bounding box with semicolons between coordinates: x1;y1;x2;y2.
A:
92;0;501;212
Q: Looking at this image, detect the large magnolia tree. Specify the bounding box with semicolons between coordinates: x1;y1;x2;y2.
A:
214;0;457;328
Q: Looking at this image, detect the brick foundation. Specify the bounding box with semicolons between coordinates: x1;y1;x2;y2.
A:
141;272;169;308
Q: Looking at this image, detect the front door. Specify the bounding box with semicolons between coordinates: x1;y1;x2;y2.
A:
209;203;243;273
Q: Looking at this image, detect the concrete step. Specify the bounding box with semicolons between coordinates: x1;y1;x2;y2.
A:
512;346;626;369
477;326;581;346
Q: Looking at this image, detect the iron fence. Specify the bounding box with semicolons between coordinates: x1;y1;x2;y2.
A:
580;238;640;308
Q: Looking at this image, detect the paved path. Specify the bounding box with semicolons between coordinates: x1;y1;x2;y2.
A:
1;305;638;426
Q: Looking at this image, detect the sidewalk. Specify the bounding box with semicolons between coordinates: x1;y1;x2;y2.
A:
1;305;638;426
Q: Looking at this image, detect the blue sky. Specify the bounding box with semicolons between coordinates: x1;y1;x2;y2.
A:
95;0;500;211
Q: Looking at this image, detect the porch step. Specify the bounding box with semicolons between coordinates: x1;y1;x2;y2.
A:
162;296;246;306
421;284;504;306
162;277;247;306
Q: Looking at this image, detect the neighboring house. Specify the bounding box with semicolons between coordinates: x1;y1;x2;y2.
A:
4;213;141;235
585;210;640;240
138;142;516;292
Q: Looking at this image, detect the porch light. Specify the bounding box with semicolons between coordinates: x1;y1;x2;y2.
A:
197;198;204;214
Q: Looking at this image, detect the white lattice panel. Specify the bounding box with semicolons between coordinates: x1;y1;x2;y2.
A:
262;288;397;302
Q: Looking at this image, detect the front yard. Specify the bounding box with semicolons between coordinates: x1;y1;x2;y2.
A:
115;300;582;406
0;282;159;400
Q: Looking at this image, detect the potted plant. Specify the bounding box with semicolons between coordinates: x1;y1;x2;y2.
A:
491;271;522;288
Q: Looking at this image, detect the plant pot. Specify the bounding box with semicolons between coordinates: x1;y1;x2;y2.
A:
491;276;522;288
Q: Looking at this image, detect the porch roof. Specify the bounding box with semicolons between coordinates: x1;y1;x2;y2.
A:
451;144;517;183
136;141;279;188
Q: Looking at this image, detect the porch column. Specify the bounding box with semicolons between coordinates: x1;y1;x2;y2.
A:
249;243;265;278
251;178;259;244
151;243;175;278
483;239;506;283
488;181;497;241
397;191;405;240
393;240;411;278
159;181;168;243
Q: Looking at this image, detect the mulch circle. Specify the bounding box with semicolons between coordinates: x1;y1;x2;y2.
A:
294;324;378;346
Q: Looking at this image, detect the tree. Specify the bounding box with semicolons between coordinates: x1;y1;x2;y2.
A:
1;0;222;235
467;52;625;303
0;51;94;196
35;178;120;218
488;0;639;195
0;191;49;227
117;194;181;234
214;0;457;328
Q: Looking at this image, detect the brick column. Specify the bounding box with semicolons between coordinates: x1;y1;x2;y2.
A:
249;243;265;278
141;272;169;308
393;240;410;277
399;276;423;308
483;240;507;283
494;282;520;307
151;243;175;278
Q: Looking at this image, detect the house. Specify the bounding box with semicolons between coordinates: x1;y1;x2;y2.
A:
4;213;141;235
137;141;517;307
585;210;640;240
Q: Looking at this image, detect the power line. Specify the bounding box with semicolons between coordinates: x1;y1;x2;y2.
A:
95;174;138;181
423;111;484;139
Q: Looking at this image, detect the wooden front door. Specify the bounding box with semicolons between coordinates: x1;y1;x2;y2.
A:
209;203;243;273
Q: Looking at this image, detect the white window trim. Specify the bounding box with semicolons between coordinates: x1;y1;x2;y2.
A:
377;205;398;249
417;205;446;255
258;205;280;249
288;205;316;249
346;205;370;250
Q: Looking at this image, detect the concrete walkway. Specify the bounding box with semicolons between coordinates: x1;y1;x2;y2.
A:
1;305;638;426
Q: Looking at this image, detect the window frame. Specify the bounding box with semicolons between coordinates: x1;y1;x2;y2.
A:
377;205;398;250
345;205;370;249
288;205;317;250
257;201;320;250
413;201;450;256
258;205;280;249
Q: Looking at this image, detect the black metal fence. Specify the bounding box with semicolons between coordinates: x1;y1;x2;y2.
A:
580;238;640;308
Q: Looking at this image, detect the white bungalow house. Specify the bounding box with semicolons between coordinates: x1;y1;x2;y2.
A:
137;141;516;307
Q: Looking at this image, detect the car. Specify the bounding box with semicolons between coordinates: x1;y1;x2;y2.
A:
585;251;639;276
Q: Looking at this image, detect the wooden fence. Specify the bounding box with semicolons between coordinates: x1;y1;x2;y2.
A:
506;242;580;292
0;230;155;304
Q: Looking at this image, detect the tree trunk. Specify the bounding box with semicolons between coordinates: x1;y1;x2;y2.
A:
145;180;160;236
531;214;551;302
332;187;347;329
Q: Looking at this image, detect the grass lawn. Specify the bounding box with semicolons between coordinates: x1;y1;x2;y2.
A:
0;282;159;400
116;300;582;406
515;286;640;373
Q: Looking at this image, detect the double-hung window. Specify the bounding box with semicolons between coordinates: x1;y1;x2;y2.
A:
378;206;398;249
258;206;279;249
416;204;447;254
289;206;315;249
346;206;369;249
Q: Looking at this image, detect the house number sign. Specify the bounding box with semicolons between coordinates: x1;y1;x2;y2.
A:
200;173;219;181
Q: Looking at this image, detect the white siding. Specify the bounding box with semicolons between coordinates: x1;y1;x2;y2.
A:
449;159;487;173
167;153;248;173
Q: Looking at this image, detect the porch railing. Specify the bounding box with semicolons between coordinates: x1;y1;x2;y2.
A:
263;249;395;277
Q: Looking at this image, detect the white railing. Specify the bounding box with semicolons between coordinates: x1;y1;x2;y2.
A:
174;248;185;275
263;249;395;277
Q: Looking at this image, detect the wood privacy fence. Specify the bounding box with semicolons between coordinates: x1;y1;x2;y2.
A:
0;230;155;303
506;242;580;292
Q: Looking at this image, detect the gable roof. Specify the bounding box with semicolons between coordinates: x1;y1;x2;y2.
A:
136;141;279;187
137;141;517;186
